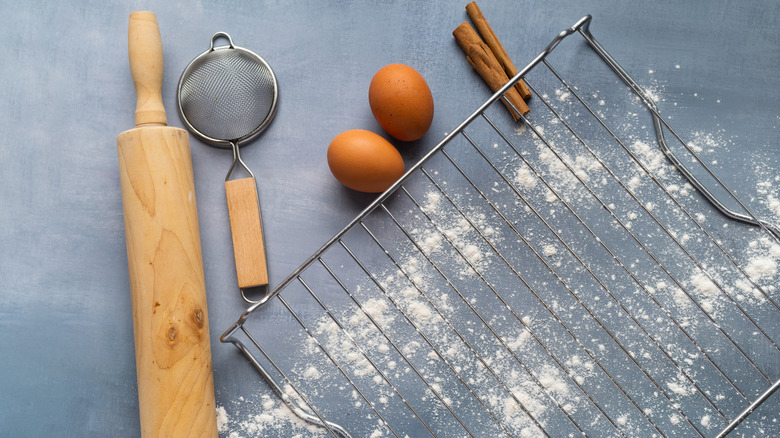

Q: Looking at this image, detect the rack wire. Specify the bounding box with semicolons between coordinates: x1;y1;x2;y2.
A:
222;15;780;437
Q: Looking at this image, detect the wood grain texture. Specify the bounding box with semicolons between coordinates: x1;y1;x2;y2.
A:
225;177;268;290
117;11;217;438
128;11;167;126
117;126;218;438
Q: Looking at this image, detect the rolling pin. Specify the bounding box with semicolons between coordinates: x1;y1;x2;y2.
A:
116;11;218;438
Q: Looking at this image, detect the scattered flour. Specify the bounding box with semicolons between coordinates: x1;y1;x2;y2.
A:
745;255;777;280
514;163;537;190
303;366;322;380
555;88;571;102
225;71;780;437
689;271;718;299
216;394;329;438
666;373;695;397
216;406;229;433
767;194;780;217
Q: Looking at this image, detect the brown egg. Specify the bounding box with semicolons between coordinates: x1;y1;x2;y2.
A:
327;129;405;193
369;64;434;142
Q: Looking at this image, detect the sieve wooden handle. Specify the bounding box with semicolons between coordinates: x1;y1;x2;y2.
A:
118;11;218;438
225;176;269;294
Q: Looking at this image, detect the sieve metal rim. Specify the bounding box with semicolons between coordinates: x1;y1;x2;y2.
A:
176;32;279;150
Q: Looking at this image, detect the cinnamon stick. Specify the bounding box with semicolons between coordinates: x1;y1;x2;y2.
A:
465;1;532;100
453;20;483;53
467;43;529;118
453;22;529;119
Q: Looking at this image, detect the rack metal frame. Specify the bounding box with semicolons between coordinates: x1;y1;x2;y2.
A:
222;15;780;437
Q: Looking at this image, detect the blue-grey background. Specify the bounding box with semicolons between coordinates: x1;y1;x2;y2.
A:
1;0;778;436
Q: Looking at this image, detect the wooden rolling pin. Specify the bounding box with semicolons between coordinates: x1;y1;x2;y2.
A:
116;11;218;438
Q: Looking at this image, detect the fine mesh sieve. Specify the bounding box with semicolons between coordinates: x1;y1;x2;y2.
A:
177;31;278;170
178;32;279;303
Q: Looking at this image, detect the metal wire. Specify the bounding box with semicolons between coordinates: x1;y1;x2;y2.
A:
177;32;278;181
178;32;277;145
222;15;779;437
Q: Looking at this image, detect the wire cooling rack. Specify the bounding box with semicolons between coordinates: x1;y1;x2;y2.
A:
222;15;780;437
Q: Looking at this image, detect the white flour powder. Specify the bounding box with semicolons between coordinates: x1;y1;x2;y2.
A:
216;395;328;438
219;73;779;437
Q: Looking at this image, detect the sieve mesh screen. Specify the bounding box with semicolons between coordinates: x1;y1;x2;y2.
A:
179;49;276;142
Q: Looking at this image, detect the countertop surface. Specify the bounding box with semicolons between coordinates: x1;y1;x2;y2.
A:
1;1;779;437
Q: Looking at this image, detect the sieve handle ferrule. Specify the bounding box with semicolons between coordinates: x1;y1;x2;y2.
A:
128;11;167;127
225;177;269;300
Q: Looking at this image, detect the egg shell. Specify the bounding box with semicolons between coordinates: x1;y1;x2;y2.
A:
369;64;434;142
327;129;405;193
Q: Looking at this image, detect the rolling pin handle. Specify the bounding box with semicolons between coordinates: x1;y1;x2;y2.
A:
128;11;168;127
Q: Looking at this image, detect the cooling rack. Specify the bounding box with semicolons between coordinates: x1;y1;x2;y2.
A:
221;15;780;437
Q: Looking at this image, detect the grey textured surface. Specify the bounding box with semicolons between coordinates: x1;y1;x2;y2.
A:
1;1;778;436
